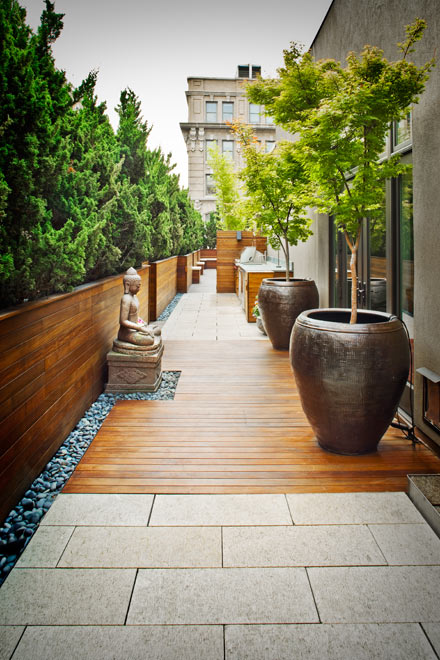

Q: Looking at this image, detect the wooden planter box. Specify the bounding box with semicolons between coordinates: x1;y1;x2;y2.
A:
148;256;178;321
217;231;267;293
0;265;149;523
177;252;196;293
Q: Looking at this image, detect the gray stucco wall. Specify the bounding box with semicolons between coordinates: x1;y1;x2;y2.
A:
309;0;440;444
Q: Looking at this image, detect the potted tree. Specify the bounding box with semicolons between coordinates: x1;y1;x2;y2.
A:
248;20;434;453
231;122;319;350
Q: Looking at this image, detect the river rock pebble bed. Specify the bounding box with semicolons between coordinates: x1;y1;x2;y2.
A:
0;295;183;586
0;371;180;586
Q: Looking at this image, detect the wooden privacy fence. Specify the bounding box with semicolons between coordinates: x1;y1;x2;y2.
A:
177;253;194;294
0;265;149;523
148;257;178;321
217;231;267;293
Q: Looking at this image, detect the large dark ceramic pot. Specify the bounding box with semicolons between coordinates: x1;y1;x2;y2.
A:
258;278;319;350
290;308;410;455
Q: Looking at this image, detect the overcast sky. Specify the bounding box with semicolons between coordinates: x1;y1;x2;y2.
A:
22;0;333;187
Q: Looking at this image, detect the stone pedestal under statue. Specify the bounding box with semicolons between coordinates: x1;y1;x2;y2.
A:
106;340;164;393
106;267;163;393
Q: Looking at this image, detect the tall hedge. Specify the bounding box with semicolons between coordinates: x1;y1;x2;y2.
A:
0;0;203;307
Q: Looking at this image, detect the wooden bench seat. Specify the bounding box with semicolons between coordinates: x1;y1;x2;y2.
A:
201;258;217;269
191;266;201;283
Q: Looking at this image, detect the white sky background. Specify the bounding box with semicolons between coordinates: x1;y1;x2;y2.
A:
22;0;333;188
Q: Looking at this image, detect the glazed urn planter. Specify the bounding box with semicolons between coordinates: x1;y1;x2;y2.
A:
290;308;410;455
258;278;319;350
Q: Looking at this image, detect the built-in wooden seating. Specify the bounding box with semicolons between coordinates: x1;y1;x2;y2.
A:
201;258;217;269
196;261;205;275
191;266;201;283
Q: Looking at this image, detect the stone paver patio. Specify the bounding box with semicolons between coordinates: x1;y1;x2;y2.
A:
1;271;440;659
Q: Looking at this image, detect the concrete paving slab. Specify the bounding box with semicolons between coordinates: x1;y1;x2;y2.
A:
16;525;74;567
12;625;224;660
0;626;24;660
127;567;318;625
369;523;440;565
58;526;222;568
41;494;154;526
287;492;424;525
149;494;293;526
421;623;440;656
0;569;135;625
223;525;386;567
308;566;440;623
225;623;436;660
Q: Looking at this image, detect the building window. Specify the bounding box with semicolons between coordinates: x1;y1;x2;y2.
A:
399;170;414;317
222;140;234;159
265;141;275;153
249;103;261;123
265;113;274;125
205;139;218;159
222;102;234;122
206;102;217;123
206;174;216;195
393;112;411;149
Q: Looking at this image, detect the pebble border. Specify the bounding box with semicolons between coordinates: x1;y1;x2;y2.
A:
0;293;183;586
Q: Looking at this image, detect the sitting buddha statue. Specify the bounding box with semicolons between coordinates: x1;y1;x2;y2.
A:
113;267;162;353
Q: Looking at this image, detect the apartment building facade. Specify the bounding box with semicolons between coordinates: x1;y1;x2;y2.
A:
180;65;277;221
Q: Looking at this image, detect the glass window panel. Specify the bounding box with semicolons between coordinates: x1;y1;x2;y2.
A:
222;140;234;159
265;141;275;153
205;139;217;157
222;102;234;122
249;103;260;123
265;113;274;125
394;112;411;148
206;102;217;123
206;173;216;195
369;186;387;312
400;171;414;316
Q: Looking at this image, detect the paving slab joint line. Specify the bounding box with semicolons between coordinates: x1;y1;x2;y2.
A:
55;525;76;568
147;494;156;527
305;567;322;623
365;524;390;566
284;494;296;526
124;568;139;625
420;623;440;659
10;626;27;659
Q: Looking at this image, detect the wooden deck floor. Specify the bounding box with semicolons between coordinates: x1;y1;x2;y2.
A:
64;340;440;494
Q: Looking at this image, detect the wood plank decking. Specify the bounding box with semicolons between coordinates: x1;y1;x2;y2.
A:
64;340;440;494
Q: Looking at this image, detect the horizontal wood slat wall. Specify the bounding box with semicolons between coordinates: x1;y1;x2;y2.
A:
217;231;267;293
148;256;178;321
200;249;217;268
0;265;149;523
200;249;217;259
177;253;194;293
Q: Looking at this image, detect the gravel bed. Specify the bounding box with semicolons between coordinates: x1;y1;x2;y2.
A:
0;370;180;586
157;293;183;321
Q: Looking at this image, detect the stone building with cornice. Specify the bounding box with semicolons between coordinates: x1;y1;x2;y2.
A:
180;65;277;221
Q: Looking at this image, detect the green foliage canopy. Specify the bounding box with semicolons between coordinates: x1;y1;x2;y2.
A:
0;0;203;307
247;20;434;318
207;143;244;230
231;122;313;280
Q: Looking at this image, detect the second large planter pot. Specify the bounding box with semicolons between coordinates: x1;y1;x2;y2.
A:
258;278;319;350
290;308;410;455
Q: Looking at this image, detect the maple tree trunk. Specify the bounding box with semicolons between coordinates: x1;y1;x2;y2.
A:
350;244;358;324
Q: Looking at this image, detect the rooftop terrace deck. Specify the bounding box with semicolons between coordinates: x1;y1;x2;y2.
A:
64;334;440;495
